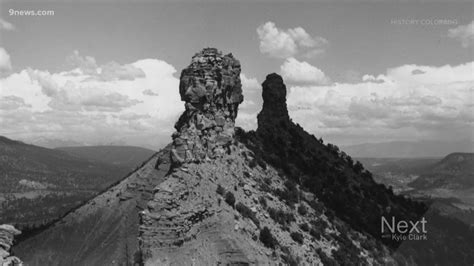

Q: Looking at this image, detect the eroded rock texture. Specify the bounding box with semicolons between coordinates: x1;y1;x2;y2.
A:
0;225;22;266
170;48;243;166
140;152;282;266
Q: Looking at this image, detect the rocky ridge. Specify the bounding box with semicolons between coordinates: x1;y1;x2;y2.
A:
0;225;22;265
140;145;388;265
138;49;394;265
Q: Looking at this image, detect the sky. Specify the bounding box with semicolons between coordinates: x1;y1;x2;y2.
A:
0;0;473;150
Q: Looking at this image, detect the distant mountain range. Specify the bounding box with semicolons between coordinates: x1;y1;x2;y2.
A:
22;137;88;149
0;136;128;193
0;136;156;226
343;140;474;158
57;146;155;170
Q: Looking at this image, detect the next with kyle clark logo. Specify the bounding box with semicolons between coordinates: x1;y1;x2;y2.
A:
381;216;428;241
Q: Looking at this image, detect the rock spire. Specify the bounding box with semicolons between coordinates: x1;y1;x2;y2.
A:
257;73;290;129
170;48;243;166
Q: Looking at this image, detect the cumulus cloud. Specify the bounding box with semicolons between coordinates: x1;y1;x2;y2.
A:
411;69;425;75
0;47;12;72
280;57;329;84
241;73;260;91
66;51;145;81
0;51;182;149
143;89;159;96
257;22;328;59
0;95;31;110
286;61;474;145
362;74;385;83
67;50;98;74
83;92;141;110
98;61;145;81
448;21;474;48
0;18;15;31
236;112;258;131
49;87;142;112
26;69;60;97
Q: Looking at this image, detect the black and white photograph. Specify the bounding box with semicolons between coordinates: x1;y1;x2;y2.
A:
0;0;473;265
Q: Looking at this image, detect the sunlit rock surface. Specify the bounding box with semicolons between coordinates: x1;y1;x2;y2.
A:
170;48;243;166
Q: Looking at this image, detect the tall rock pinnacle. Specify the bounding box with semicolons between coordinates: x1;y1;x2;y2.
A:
170;48;243;166
257;73;290;130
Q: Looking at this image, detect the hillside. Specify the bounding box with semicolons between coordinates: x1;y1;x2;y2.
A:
432;153;474;173
0;136;134;226
0;136;131;192
140;142;396;265
13;146;169;265
409;153;474;189
14;145;393;265
57;146;156;170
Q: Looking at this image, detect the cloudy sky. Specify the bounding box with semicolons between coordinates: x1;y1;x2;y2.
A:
0;0;473;149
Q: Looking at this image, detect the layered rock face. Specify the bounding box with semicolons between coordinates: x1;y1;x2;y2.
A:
170;48;243;166
0;225;22;265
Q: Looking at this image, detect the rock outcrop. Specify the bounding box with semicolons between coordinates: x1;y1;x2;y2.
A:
0;225;22;265
170;48;243;167
257;73;290;127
